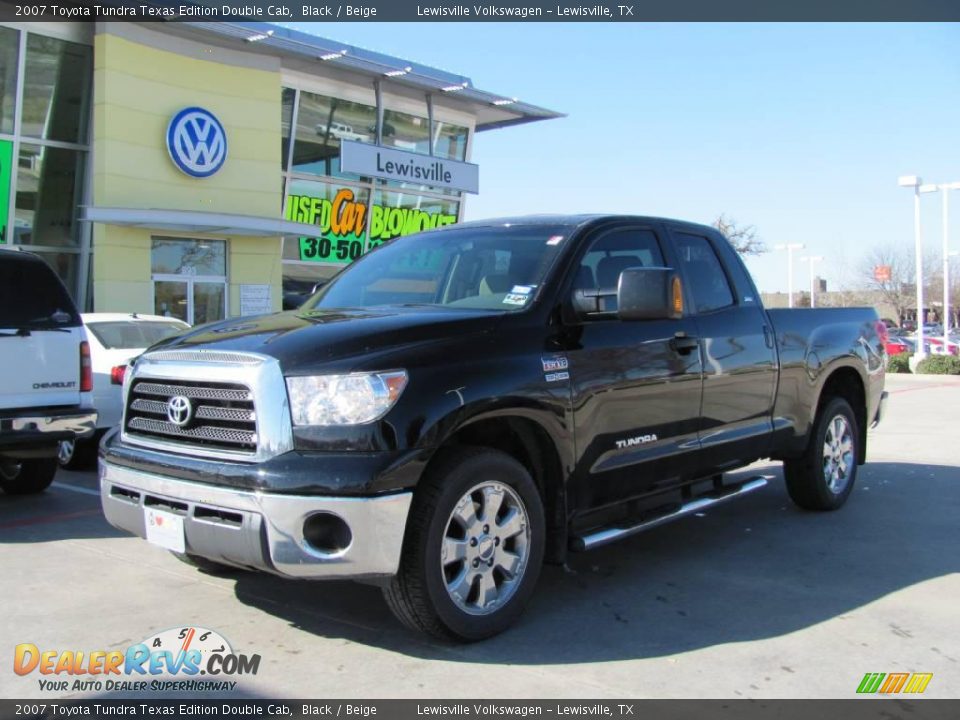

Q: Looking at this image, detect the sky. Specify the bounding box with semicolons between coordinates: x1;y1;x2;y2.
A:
289;23;960;293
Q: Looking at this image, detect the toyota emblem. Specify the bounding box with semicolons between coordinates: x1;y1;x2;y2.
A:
167;395;193;427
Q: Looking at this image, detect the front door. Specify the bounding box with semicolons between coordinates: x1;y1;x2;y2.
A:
151;238;227;326
562;225;703;513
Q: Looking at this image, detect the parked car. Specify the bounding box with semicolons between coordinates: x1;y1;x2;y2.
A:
0;248;97;494
57;313;190;469
100;215;886;640
884;336;910;355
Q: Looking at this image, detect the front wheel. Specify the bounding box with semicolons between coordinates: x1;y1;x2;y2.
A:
384;448;545;641
784;396;859;511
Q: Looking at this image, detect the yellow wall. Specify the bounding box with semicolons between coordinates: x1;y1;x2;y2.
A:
92;30;283;316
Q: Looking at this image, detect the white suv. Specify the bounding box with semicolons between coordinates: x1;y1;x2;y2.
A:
0;248;97;493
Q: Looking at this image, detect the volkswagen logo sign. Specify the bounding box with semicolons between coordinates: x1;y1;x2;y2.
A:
166;107;228;178
167;395;193;427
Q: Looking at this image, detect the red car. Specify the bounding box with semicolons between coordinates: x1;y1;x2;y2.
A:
885;337;909;355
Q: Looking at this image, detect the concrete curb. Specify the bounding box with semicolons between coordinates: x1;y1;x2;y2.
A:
885;372;960;382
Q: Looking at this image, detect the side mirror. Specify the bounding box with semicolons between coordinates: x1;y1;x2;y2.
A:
617;267;683;321
572;267;683;321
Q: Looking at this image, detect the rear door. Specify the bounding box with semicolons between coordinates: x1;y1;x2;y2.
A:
668;228;777;474
0;251;84;409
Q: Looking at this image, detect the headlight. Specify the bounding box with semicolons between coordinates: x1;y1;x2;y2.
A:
285;371;408;426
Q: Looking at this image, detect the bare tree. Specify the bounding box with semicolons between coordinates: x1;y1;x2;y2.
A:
713;214;766;255
858;243;938;325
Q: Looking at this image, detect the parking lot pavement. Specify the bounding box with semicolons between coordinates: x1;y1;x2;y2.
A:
2;373;958;700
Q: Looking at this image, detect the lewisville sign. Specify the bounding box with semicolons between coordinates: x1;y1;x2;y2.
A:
340;140;479;194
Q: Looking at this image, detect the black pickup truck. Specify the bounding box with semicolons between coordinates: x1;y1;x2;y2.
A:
100;215;887;640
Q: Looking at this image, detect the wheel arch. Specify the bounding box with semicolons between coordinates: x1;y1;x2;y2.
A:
813;364;868;464
426;412;569;565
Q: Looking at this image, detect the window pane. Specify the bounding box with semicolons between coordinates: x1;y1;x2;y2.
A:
151;238;226;276
0;27;18;135
674;233;735;313
154;281;189;322
579;229;665;312
193;282;225;325
0;139;12;245
434;120;468;161
22;34;91;143
281;87;295;171
368;189;459;252
292;90;375;178
284;179;370;266
382;109;430;155
0;251;79;326
15;144;85;247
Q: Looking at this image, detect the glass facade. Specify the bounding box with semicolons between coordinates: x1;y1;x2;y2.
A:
280;85;470;302
0;26;91;308
0;27;17;135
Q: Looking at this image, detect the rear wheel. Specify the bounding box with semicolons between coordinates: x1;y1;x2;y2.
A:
0;457;58;495
384;448;545;641
58;436;99;471
784;396;859;511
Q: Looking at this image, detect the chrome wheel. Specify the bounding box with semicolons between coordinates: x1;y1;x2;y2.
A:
441;481;530;616
822;414;854;494
58;440;75;466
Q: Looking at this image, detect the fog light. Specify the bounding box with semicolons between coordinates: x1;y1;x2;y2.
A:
303;512;352;555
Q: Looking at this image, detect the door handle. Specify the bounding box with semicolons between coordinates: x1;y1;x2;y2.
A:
763;325;774;349
670;333;699;354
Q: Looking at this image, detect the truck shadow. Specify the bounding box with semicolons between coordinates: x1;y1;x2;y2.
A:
231;460;960;663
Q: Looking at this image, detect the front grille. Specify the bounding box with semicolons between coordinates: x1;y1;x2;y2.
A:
124;379;257;454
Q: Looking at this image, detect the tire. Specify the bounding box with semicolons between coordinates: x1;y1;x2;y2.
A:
384;447;545;642
58;436;99;471
784;396;859;511
171;552;241;575
0;457;58;495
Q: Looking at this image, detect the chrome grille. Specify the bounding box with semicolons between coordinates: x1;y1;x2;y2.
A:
124;379;257;453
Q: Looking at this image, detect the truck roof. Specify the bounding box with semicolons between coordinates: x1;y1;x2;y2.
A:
445;214;718;235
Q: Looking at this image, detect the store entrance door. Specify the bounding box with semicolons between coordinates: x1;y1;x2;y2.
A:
151;238;227;326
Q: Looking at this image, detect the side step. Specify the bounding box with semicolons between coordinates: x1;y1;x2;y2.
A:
570;476;770;552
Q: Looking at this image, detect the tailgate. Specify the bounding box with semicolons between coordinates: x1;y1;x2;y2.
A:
0;325;84;409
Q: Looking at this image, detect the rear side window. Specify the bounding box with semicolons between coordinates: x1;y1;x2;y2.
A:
0;252;80;328
86;321;187;350
674;233;735;313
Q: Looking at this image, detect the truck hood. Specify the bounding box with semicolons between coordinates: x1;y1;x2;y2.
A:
154;307;501;370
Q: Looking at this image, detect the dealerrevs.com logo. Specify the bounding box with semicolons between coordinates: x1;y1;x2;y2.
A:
14;626;260;693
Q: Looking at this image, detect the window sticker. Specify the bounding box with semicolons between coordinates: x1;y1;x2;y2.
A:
503;293;530;306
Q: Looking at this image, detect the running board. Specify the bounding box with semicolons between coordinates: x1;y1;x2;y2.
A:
570;476;770;552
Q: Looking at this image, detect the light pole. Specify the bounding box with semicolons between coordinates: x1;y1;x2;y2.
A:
898;176;936;360
774;243;805;308
801;255;824;308
932;182;960;348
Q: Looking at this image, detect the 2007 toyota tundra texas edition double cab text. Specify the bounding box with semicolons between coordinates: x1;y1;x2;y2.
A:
100;215;887;640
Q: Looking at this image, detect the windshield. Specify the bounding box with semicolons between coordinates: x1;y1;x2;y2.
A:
87;321;188;349
303;225;569;312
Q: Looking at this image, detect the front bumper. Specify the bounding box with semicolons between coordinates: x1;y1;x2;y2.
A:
100;460;412;580
0;407;97;452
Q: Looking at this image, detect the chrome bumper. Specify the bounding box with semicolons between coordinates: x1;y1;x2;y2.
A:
99;460;412;579
0;409;97;444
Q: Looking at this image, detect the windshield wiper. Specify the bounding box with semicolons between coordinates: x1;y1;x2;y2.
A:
1;311;75;335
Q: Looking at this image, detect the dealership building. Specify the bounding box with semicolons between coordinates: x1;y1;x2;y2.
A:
0;21;559;323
